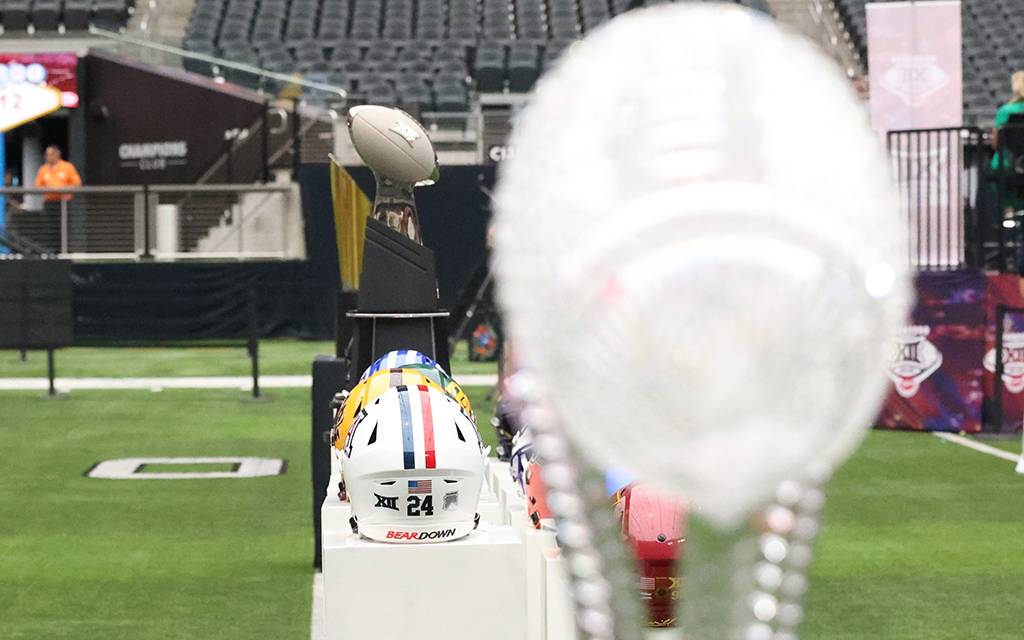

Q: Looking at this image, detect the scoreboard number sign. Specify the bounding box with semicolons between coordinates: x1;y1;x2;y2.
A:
0;80;61;133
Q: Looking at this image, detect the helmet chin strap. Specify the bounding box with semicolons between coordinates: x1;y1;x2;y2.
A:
372;172;422;245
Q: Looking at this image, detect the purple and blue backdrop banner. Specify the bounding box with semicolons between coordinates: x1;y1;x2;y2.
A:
983;274;1024;434
877;270;985;433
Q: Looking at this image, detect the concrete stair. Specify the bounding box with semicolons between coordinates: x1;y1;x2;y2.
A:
128;0;197;45
764;0;865;79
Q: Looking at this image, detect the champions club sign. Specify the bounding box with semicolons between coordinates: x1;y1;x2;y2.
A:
117;140;188;171
83;51;267;185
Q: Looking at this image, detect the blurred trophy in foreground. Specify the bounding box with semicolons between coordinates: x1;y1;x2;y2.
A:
491;4;910;640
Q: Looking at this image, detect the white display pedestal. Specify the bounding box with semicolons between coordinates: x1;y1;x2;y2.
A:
487;459;510;490
320;457;576;640
525;527;558;640
323;521;526;640
544;549;574;640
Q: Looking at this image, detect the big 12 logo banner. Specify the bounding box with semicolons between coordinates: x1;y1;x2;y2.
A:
887;325;943;398
983;332;1024;394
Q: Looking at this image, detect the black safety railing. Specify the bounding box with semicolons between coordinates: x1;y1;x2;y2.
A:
0;184;302;261
887;127;986;272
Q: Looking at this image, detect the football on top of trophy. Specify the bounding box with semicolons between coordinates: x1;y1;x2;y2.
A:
347;105;439;185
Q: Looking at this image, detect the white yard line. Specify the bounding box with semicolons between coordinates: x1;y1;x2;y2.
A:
0;373;498;391
311;571;325;640
932;431;1021;463
453;374;499;386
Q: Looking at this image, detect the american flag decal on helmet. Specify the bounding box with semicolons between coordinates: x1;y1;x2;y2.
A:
639;577;655;599
408;479;432;494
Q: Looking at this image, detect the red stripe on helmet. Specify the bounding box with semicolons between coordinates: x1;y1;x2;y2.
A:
418;384;436;469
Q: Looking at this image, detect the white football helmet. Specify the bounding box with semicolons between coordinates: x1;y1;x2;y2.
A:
508;426;535;496
342;384;486;543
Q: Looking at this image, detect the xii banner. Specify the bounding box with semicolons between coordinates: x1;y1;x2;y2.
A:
877;270;985;433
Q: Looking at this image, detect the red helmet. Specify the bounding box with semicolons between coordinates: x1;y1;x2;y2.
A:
524;462;553;528
614;482;687;628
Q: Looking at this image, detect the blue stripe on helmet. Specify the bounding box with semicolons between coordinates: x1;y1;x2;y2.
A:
360;350;441;382
397;386;415;469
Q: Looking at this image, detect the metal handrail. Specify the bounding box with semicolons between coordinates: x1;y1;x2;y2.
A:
87;26;348;102
149;183;295;193
0;184;294;195
0;183;303;262
0;185;143;195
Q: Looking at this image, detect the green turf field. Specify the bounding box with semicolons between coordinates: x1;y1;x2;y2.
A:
0;339;499;378
0;388;315;640
803;431;1024;640
0;386;496;640
2;350;1023;639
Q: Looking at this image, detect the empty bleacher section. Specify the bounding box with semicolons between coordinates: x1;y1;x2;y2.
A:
182;0;771;110
833;0;1023;123
0;0;134;32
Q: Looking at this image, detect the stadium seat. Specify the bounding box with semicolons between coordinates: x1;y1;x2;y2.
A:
366;41;397;61
435;58;468;75
508;42;539;92
63;0;90;29
350;17;378;39
32;0;61;30
434;41;467;62
366;81;398;106
183;38;217;76
474;40;505;92
339;60;367;77
332;45;361;63
1;0;31;30
434;81;468;111
375;59;401;79
93;0;126;29
259;42;292;64
286;17;317;41
253;27;283;47
321;1;347;21
418;22;443;39
289;0;316;18
319;17;345;41
398;81;433;112
385;22;412;40
398;46;427;63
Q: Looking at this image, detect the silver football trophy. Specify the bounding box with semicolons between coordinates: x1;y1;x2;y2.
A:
347;105;440;244
492;4;909;640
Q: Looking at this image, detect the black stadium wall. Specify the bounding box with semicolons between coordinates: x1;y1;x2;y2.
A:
82;49;270;185
72;261;335;341
344;164;494;310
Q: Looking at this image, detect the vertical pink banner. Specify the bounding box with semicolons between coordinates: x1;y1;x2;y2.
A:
870;1;964;268
867;1;963;134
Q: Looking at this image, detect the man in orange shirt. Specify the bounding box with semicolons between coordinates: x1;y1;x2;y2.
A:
35;146;81;202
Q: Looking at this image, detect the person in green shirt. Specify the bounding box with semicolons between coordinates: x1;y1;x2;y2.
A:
991;71;1024;171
